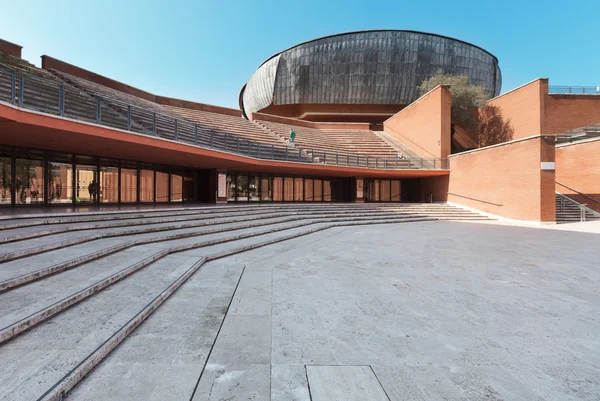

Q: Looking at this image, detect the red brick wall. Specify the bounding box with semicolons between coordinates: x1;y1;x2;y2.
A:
421;176;449;202
0;39;22;58
383;85;451;159
447;136;555;222
487;79;546;140
544;95;600;134
555;138;600;211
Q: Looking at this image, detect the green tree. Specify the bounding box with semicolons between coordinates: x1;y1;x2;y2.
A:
419;70;488;130
419;70;513;149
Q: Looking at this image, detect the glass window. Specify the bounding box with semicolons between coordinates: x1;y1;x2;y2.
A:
260;176;271;201
236;174;248;201
182;170;194;202
226;173;236;202
14;158;44;205
156;170;169;202
249;175;260;202
304;178;313;201
0;156;11;205
273;177;283;201
314;179;323;201
294;178;303;201
381;180;391;202
99;161;119;203
48;161;73;204
368;180;380;202
284;177;294;201
323;180;331;202
121;168;138;203
170;172;183;202
140;168;154;203
75;164;98;203
391;180;401;201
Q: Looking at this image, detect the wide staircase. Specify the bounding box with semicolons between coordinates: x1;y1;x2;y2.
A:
555;193;600;224
253;119;416;167
0;203;488;401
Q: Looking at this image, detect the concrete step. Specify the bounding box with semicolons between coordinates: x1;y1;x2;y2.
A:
0;253;205;401
0;207;487;263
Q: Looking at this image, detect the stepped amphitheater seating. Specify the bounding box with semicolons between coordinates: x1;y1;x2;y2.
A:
0;52;153;133
162;104;309;161
0;204;490;401
254;118;418;168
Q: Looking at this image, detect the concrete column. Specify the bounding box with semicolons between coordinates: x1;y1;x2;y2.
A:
354;177;364;203
216;169;228;204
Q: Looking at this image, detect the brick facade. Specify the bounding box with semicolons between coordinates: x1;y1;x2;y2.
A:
383;85;451;159
555;138;600;211
447;136;555;222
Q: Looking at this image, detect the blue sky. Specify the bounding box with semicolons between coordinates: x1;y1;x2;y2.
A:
1;0;598;108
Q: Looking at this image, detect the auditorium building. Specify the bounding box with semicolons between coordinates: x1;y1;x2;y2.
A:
0;30;599;223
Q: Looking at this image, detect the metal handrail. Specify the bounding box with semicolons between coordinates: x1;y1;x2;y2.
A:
555;191;600;221
549;86;600;95
555;182;600;206
447;192;503;206
0;64;449;170
382;125;442;162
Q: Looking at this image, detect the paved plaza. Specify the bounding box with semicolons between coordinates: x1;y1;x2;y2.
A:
68;221;599;400
0;206;598;400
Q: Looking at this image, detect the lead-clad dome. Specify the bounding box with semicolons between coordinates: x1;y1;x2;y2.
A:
240;30;501;118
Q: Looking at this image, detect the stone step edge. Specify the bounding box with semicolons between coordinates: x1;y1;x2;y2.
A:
0;206;368;243
0;203;425;226
0;216;417;341
0;249;169;345
0;203;466;242
0;209;474;262
0;211;435;292
35;256;208;401
0;203;466;229
33;217;438;401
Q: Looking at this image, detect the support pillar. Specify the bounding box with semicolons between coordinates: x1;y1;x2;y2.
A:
216;169;228;204
354;177;364;203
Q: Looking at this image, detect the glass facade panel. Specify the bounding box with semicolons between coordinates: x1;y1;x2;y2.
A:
121;168;138;203
323;180;331;202
369;180;380;202
294;178;303;201
391;180;401;201
75;164;98;203
100;165;119;203
226;174;235;202
284;177;294;201
236;174;248;201
314;179;323;201
249;175;260;201
304;179;313;201
15;158;44;205
156;171;169;202
140;169;154;202
170;172;183;202
260;177;271;201
273;177;283;201
48;162;73;204
0;157;11;204
381;180;391;202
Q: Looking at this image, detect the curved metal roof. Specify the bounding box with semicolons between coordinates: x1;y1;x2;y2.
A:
241;30;501;117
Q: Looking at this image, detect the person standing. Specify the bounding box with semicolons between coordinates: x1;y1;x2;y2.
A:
289;129;296;148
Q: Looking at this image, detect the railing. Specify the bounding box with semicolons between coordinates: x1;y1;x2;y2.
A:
556;191;600;222
549;86;600;95
447;192;503;206
556;181;600;206
0;63;448;170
